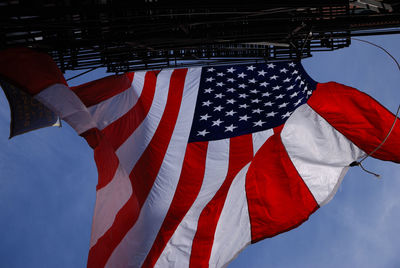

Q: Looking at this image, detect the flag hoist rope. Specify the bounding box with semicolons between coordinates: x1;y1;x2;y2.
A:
349;38;400;179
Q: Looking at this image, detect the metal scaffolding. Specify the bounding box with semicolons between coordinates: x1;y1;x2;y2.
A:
0;0;399;72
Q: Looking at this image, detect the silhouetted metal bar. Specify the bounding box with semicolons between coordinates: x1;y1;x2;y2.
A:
0;0;399;72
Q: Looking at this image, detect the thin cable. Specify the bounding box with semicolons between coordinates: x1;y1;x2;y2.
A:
351;38;400;164
359;162;381;178
352;38;400;71
348;38;400;178
66;67;100;82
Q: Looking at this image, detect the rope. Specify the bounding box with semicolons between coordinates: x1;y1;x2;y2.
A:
348;38;400;178
352;38;400;71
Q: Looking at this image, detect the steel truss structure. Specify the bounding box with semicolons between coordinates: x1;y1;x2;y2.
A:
0;0;399;73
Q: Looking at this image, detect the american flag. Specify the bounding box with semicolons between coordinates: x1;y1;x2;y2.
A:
71;61;317;267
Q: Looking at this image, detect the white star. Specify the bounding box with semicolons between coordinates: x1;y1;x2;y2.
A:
227;88;236;93
206;77;215;82
267;63;276;68
227;67;236;73
252;108;263;114
200;114;211;121
278;102;289;108
258;70;267;76
238;84;247;88
237;72;247;78
197;129;209;136
270;75;278;80
216;82;225;87
283;77;291;83
262;92;271;97
247;65;256;71
272;85;281;90
226;99;236;104
294;98;303;106
281;112;292;119
287;85;295;90
215;93;225;98
239;93;248;98
212;119;223;126
302;85;308;93
204;88;214;93
239;115;251;121
300;80;305;86
275;94;285;99
288;62;296;67
227;78;236;83
307;90;312;95
207;67;215;72
264;101;274;106
250;89;259;94
239;104;249;109
280;68;288;73
202;100;212;106
260;82;269;87
214;105;224;111
225;124;237;132
248;78;257;84
292;70;299;75
290;92;299;98
253;120;265;127
225;110;237;116
217;72;225;77
295;75;301;81
266;111;277;117
251;98;261;103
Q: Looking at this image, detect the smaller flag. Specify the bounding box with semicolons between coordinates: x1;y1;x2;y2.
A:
0;78;60;138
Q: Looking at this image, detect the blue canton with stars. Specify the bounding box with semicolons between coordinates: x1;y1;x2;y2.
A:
188;61;317;142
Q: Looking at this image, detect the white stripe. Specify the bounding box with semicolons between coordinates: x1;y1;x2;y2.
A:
115;69;173;173
89;164;132;248
87;72;145;130
252;129;274;156
155;139;230;268
281;104;365;206
106;67;202;268
209;163;251;268
35;83;97;134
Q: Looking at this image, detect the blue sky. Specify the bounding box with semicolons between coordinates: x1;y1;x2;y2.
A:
0;34;399;268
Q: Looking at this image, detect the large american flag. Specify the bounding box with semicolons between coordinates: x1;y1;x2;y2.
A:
2;48;400;268
70;61;317;267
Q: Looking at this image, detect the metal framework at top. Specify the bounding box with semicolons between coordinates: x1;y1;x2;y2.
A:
0;0;399;73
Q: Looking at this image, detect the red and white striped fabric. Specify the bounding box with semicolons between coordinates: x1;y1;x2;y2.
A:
0;48;399;268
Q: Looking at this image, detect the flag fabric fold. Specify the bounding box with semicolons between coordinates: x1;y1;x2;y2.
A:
0;48;399;268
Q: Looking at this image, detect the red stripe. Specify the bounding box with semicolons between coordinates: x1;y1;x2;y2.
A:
80;128;120;190
308;82;400;163
245;127;318;243
100;71;157;150
87;68;188;268
189;135;253;267
71;72;134;107
142;142;209;268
